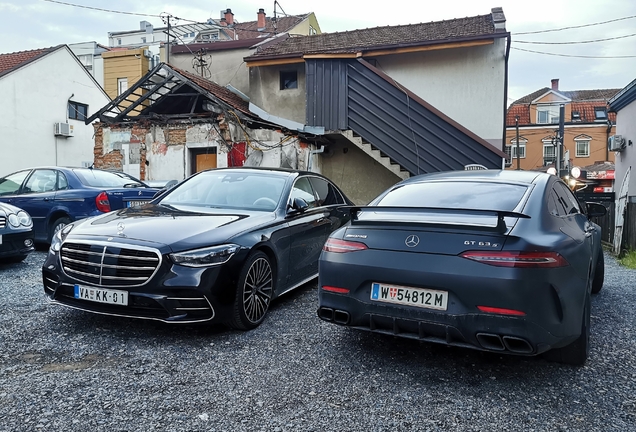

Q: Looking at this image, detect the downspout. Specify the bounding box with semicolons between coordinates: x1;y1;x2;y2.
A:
501;33;511;167
58;93;75;166
307;145;325;172
606;119;612;162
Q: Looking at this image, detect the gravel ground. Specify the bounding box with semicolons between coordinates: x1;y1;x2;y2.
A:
1;249;635;432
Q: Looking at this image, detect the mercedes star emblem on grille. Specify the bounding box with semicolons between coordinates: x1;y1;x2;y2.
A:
117;223;125;234
405;235;420;248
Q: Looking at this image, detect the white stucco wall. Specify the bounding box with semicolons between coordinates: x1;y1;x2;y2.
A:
613;101;636;199
371;39;506;146
170;48;252;95
0;47;111;176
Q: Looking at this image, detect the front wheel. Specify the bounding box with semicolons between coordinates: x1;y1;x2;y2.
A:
228;251;274;330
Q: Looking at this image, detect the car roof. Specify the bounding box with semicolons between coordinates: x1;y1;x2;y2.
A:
402;169;548;186
199;166;320;178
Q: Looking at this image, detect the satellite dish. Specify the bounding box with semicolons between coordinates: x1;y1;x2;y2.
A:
244;149;263;167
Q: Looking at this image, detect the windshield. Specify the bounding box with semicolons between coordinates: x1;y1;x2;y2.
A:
160;171;287;211
73;169;146;188
376;181;528;212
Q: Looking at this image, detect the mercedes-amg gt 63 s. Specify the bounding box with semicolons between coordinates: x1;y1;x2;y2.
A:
42;167;352;330
318;170;606;365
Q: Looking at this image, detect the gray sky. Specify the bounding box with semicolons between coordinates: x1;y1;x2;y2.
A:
1;0;635;102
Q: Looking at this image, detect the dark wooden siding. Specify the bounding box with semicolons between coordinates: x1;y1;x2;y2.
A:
306;58;502;175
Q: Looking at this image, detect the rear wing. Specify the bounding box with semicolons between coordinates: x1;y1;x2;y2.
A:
342;206;530;233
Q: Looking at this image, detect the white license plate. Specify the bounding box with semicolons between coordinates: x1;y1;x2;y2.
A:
370;282;448;310
126;200;147;208
74;284;128;306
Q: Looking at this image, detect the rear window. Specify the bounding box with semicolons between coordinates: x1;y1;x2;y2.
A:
376;181;528;211
73;169;146;188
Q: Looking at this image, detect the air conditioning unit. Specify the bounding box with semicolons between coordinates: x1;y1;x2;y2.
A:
608;135;626;152
54;122;74;137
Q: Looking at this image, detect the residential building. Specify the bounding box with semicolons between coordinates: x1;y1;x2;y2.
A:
243;8;509;204
0;45;110;174
506;79;619;173
68;41;110;87
609;78;636;200
101;48;152;101
87;63;306;182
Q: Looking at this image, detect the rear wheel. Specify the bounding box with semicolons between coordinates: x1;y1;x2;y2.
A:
49;217;71;243
228;251;274;330
591;251;604;294
544;292;590;366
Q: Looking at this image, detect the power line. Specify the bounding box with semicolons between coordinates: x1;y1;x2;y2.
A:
41;0;161;17
512;14;636;35
516;33;636;45
511;46;636;59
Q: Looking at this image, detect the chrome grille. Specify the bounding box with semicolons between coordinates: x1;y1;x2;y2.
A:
0;216;5;229
60;241;161;287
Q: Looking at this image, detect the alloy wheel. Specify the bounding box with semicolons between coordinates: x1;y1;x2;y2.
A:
242;257;273;323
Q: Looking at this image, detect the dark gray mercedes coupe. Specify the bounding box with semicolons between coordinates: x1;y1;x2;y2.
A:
42;167;352;329
317;170;606;365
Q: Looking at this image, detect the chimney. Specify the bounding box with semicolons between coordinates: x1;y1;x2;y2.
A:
224;8;234;26
491;7;506;31
551;79;559;91
257;8;266;30
220;17;227;26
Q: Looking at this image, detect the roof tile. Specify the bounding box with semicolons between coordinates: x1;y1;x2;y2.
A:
246;14;499;59
0;46;59;77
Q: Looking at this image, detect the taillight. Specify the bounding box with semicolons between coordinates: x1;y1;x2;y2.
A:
460;251;568;268
321;286;350;294
323;238;368;253
96;191;111;212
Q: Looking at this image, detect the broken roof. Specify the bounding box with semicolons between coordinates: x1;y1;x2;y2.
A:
244;13;505;60
0;46;62;79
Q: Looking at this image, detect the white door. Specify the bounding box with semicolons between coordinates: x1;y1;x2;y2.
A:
614;167;631;255
121;143;141;180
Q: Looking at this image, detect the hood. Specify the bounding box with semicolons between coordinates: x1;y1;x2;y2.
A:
0;201;28;216
67;203;277;251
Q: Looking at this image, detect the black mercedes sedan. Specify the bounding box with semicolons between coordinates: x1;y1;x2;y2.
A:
42;167;352;329
317;170;606;365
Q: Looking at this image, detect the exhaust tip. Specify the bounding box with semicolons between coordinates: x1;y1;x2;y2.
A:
502;336;533;354
333;310;350;325
476;333;505;351
318;307;334;322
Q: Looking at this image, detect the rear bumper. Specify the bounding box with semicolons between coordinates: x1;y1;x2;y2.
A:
318;249;588;355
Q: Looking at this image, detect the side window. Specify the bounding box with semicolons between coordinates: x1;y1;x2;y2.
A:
547;190;562;216
309;177;345;207
289;177;317;208
555;183;581;215
0;170;30;196
58;171;69;190
24;169;58;194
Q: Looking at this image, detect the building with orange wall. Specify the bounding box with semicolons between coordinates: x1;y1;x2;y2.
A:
505;79;619;172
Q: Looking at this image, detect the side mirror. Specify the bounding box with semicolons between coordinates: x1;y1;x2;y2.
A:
290;197;309;213
586;202;607;218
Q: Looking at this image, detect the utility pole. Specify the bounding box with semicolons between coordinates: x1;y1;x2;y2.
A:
166;15;171;64
557;104;565;176
515;116;520;170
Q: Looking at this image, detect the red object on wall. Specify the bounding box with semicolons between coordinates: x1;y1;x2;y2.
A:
227;142;247;167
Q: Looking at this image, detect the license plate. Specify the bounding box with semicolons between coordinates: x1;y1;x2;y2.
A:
126;200;147;207
370;282;448;310
74;284;128;306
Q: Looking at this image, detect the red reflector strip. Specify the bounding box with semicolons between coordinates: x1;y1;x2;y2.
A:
321;286;350;294
477;305;526;316
323;238;368;253
460;251;568;268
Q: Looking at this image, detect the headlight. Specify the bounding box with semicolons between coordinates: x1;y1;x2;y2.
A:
18;211;32;226
8;213;19;227
170;244;240;267
50;224;75;254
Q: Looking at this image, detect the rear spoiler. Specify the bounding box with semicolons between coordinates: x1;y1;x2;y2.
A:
341;206;530;233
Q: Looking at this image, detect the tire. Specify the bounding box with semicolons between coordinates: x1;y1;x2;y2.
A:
228;251;274;330
591;251;604;294
49;217;71;243
544;292;590;366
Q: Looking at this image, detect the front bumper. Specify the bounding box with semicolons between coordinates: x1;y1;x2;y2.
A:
318;249;588;356
42;247;247;324
0;230;35;258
